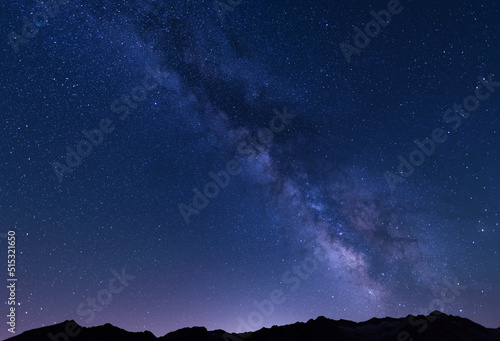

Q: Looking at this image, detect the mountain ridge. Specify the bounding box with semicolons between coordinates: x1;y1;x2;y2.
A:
5;311;500;341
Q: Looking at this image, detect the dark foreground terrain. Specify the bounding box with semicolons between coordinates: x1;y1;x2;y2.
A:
6;311;500;341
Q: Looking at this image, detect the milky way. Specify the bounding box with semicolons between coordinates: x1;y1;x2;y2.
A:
0;0;499;338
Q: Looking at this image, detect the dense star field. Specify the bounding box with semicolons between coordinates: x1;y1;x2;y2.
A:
1;0;499;338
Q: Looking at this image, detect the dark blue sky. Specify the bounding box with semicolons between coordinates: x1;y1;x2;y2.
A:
1;0;499;338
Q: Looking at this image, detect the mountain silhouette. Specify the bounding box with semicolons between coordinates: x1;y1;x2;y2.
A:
5;312;500;341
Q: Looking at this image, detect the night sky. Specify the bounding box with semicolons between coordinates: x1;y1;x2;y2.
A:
1;0;499;338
